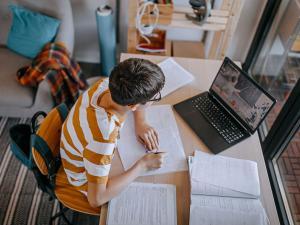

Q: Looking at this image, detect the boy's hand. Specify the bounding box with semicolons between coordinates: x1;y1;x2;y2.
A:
135;122;159;151
138;152;167;172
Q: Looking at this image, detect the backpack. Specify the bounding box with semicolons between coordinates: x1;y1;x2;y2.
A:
9;104;69;199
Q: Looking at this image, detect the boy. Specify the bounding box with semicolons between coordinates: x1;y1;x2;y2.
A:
60;58;166;208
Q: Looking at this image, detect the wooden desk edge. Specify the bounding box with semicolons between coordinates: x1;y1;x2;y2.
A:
99;204;108;225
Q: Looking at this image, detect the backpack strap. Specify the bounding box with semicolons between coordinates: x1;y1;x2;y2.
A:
57;103;69;121
31;134;61;188
31;103;68;134
31;111;47;133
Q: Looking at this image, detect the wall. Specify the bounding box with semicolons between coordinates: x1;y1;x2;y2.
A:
226;0;267;61
119;0;129;54
71;0;116;63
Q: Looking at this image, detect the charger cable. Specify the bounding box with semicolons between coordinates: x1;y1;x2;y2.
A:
136;1;159;44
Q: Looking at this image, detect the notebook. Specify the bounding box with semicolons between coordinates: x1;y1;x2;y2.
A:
188;151;270;225
106;182;177;225
117;105;187;176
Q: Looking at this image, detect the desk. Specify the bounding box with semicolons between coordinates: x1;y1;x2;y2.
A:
99;53;280;225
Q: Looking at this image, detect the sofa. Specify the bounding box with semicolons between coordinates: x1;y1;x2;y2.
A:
0;0;74;118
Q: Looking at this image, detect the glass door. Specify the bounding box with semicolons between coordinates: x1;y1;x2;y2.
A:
273;126;300;225
263;79;300;225
250;0;300;137
247;0;300;224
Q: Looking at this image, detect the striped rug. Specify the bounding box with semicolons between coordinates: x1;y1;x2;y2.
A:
0;117;99;225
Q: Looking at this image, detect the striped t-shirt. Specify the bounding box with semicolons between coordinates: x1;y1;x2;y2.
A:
60;78;123;195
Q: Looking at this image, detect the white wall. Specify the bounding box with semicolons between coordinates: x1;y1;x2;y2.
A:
226;0;267;61
71;0;116;63
119;0;129;54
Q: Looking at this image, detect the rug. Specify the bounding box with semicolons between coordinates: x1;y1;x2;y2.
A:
0;117;99;225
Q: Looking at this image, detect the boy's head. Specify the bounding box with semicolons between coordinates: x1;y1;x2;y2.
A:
109;58;165;107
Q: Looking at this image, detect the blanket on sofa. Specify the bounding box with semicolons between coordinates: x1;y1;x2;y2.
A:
17;42;88;108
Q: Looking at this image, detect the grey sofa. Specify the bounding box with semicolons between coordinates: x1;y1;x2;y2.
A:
0;0;74;118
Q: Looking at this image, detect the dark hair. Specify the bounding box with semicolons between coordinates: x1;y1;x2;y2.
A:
109;58;165;106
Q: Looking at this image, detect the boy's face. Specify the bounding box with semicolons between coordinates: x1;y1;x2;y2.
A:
128;91;161;111
129;104;139;111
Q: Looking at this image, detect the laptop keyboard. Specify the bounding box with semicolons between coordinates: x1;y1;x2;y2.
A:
192;95;245;144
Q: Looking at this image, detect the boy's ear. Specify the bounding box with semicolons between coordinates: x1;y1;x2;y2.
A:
128;104;140;111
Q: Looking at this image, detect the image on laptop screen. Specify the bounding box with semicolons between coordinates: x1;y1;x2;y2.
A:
211;60;275;131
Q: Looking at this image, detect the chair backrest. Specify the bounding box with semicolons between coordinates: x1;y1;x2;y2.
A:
0;0;74;54
31;103;68;176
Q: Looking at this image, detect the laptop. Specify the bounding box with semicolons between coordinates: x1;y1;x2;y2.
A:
173;57;276;154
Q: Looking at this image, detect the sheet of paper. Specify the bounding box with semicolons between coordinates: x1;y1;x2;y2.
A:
188;156;254;198
191;180;255;198
190;195;270;224
158;58;194;98
118;105;187;176
189;204;266;225
191;151;260;197
107;182;177;225
191;195;264;214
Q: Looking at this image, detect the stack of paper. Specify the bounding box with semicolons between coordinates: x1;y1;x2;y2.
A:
107;182;177;225
117;105;187;176
158;58;194;98
190;151;260;198
188;151;270;225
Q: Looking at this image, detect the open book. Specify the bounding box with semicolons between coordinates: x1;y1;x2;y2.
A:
188;151;270;225
107;182;177;225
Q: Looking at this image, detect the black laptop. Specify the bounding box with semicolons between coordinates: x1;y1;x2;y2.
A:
174;57;276;154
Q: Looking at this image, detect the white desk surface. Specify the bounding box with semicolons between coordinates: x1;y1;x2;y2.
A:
99;53;280;225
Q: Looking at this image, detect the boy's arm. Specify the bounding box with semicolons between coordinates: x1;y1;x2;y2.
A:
87;152;166;207
133;109;159;151
87;160;142;207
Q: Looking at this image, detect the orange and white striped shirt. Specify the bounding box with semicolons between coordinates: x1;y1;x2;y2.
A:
60;78;123;195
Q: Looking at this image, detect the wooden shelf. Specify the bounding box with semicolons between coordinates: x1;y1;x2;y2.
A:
127;0;244;59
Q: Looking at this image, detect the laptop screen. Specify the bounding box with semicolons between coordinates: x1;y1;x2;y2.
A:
210;58;275;132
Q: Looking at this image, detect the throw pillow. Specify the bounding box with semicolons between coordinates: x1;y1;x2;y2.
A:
7;5;61;59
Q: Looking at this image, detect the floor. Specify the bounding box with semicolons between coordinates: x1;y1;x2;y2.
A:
255;55;300;224
79;62;101;78
278;132;300;225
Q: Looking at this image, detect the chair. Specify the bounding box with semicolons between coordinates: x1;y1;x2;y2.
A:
0;0;74;118
30;104;100;225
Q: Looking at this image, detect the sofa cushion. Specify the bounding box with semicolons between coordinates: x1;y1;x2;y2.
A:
0;47;35;107
7;5;60;59
0;0;74;56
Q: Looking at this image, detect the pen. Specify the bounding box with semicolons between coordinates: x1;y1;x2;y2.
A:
146;148;160;154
